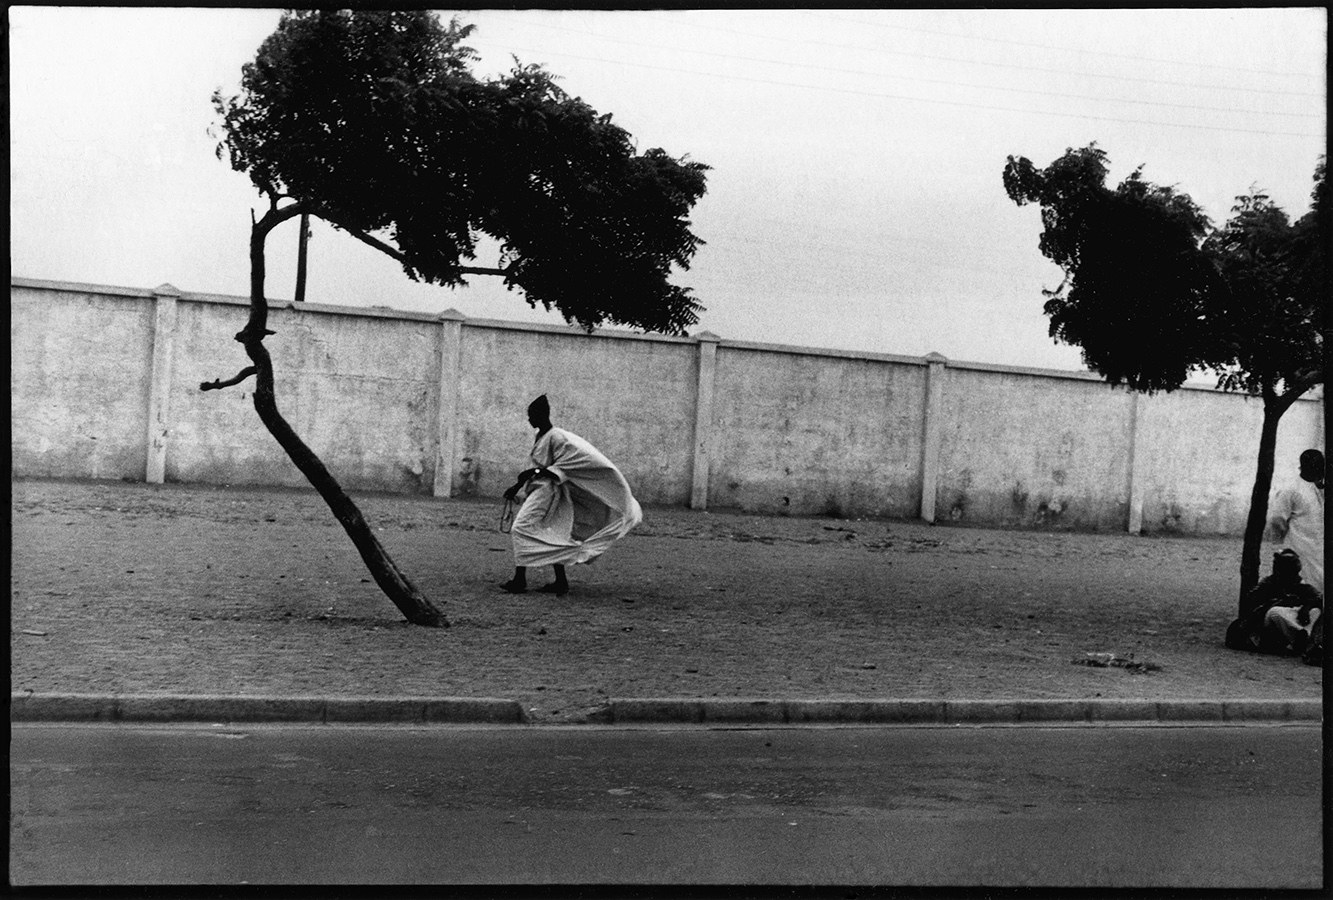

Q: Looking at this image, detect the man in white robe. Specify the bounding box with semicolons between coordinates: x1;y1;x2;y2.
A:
1267;448;1325;597
500;395;642;595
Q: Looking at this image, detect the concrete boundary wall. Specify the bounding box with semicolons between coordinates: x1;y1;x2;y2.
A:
10;276;1325;535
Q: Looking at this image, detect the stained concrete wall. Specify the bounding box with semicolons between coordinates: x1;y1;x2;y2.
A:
707;345;927;519
934;365;1135;531
11;285;155;481
164;296;444;493
1134;385;1324;535
10;277;1325;535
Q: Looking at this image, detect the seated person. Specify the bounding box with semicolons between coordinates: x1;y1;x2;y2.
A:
1226;549;1323;655
1300;609;1323;666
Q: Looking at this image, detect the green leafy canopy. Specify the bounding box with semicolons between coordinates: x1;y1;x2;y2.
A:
214;9;710;335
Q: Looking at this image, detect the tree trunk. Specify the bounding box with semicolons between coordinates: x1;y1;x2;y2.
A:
1236;387;1303;615
237;203;448;627
294;212;310;303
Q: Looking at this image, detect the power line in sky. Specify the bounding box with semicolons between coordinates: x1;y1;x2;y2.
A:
702;230;1031;277
476;13;1318;122
697;233;1033;286
617;9;1325;101
798;9;1326;81
471;41;1325;140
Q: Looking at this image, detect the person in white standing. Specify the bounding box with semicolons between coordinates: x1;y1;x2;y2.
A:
1267;448;1325;597
501;395;643;596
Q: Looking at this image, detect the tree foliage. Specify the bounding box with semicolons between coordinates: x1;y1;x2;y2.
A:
1002;144;1225;392
213;9;709;334
1002;143;1324;398
1201;164;1326;397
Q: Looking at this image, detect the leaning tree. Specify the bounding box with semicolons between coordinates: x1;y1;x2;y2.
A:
1003;144;1326;611
207;10;709;626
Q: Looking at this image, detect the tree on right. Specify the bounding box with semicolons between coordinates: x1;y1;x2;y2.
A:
1003;145;1326;611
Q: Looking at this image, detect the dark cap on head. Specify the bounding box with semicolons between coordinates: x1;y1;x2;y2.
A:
527;394;550;419
1274;548;1302;571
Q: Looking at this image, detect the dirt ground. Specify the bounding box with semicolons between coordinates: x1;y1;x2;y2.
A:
10;478;1322;724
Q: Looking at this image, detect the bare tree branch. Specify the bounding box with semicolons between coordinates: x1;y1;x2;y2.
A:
335;221;509;277
200;366;259;392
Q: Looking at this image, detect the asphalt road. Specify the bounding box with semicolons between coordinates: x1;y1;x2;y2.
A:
9;722;1322;887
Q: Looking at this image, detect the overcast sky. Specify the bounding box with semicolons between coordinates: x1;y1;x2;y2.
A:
8;7;1327;372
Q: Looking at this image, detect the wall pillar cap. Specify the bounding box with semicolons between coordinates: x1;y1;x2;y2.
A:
694;330;721;343
924;351;948;364
438;308;467;321
152;283;182;297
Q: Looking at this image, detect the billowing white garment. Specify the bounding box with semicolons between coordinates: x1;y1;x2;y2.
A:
511;427;642;567
1268;479;1324;594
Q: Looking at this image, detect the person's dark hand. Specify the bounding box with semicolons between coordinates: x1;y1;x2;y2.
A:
1298;606;1312;627
503;485;518;502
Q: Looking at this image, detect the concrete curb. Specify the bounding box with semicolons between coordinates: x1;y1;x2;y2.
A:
9;694;1322;726
9;693;528;725
595;697;1324;725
